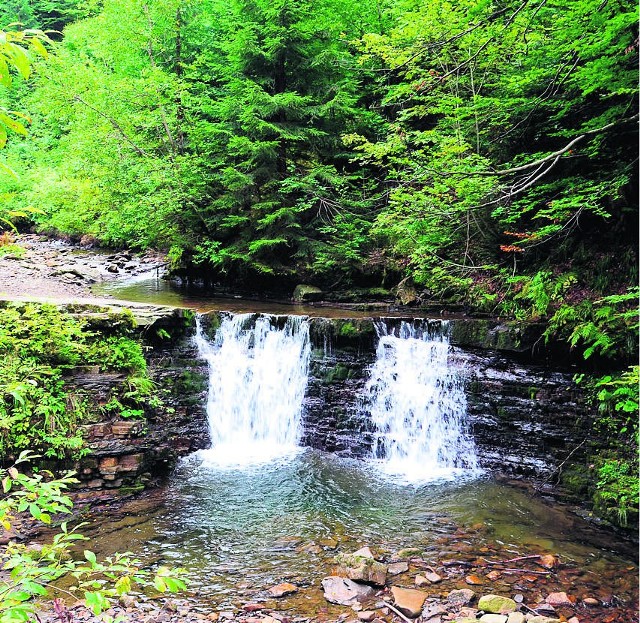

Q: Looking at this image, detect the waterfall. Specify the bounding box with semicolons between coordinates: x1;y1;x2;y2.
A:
195;313;311;466
363;320;479;482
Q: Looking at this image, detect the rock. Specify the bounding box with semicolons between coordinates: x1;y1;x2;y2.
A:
353;546;375;558
388;562;409;575
357;612;376;622
321;577;376;606
545;592;573;607
395;278;419;306
395;548;422;559
465;574;483;585
527;618;561;623
486;570;501;581
477;595;517;614
419;571;442;584
268;583;297;597
539;555;557;569
567;617;580;623
242;604;266;612
390;587;428;618
506;614;525;623
582;597;599;606
415;575;430;587
447;589;476;607
335;551;387;586
421;603;447;620
479;615;508;623
292;284;323;302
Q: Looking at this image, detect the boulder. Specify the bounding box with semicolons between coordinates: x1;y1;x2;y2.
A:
479;615;508;623
292;284;323;302
391;587;428;618
321;576;375;606
388;562;409;575
447;589;476;607
477;595;517;614
267;582;297;597
545;592;573;607
335;550;388;586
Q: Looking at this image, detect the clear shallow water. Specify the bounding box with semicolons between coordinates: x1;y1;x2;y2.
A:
84;449;638;615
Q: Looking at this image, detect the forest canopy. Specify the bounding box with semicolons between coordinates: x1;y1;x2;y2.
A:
0;0;637;326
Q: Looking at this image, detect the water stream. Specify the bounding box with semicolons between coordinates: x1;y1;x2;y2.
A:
194;313;311;465
362;320;479;482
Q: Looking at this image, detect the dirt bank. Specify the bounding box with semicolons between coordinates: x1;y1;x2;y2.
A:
0;234;165;303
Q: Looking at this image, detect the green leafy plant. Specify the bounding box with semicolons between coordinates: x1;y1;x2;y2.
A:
0;452;186;622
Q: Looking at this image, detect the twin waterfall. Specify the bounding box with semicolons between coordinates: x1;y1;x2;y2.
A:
195;314;311;465
363;321;478;481
195;314;478;480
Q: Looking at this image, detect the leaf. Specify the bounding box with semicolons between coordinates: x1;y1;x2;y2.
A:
84;591;109;615
153;576;167;593
84;550;97;564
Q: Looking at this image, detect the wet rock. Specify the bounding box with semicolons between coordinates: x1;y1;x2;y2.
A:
395;548;422;559
292;284;323;302
335;550;387;586
421;603;447;621
268;583;297;597
388;562;409;575
447;589;476;607
419;571;442;584
477;595;517;614
479;615;508;623
545;592;573;607
242;604;266;612
357;612;376;622
582;597;599;607
538;555;557;570
321;577;375;606
465;574;483;585
390;587;427;618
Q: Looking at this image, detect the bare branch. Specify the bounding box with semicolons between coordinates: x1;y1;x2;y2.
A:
72;95;150;157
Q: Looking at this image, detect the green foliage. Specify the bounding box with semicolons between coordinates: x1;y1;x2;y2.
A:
0;452;186;622
0;304;154;459
594;457;639;527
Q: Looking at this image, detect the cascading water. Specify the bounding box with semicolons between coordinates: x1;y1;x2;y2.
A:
363;320;479;483
194;313;311;465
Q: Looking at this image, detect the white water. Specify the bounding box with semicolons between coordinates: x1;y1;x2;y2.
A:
364;320;479;483
195;313;311;466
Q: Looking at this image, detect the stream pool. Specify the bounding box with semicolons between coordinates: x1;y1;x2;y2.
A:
82;449;638;620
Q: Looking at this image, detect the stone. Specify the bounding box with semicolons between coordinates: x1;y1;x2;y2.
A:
421;603;447;620
582;597;599;607
422;571;442;584
479;615;507;623
477;595;517;614
390;587;428;618
545;592;573;607
242;604;266;612
447;589;476;607
353;546;375;558
335;551;387;586
527;618;561;623
506;613;525;623
357;612;376;622
465;574;483;585
415;575;430;587
321;577;376;606
395;548;422;559
292;284;323;302
268;583;297;597
539;555;557;570
388;562;409;575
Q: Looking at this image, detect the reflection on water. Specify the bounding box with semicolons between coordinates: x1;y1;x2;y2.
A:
94;271;415;317
84;449;637;612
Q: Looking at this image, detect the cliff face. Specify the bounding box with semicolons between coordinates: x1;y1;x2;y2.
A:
57;307;592;503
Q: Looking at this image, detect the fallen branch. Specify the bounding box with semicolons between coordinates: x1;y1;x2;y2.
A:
485;555;542;565
384;600;413;623
442;560;475;567
502;568;550;575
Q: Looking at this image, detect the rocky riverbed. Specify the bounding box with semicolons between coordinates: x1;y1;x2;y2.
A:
35;542;635;623
0;234;165;301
